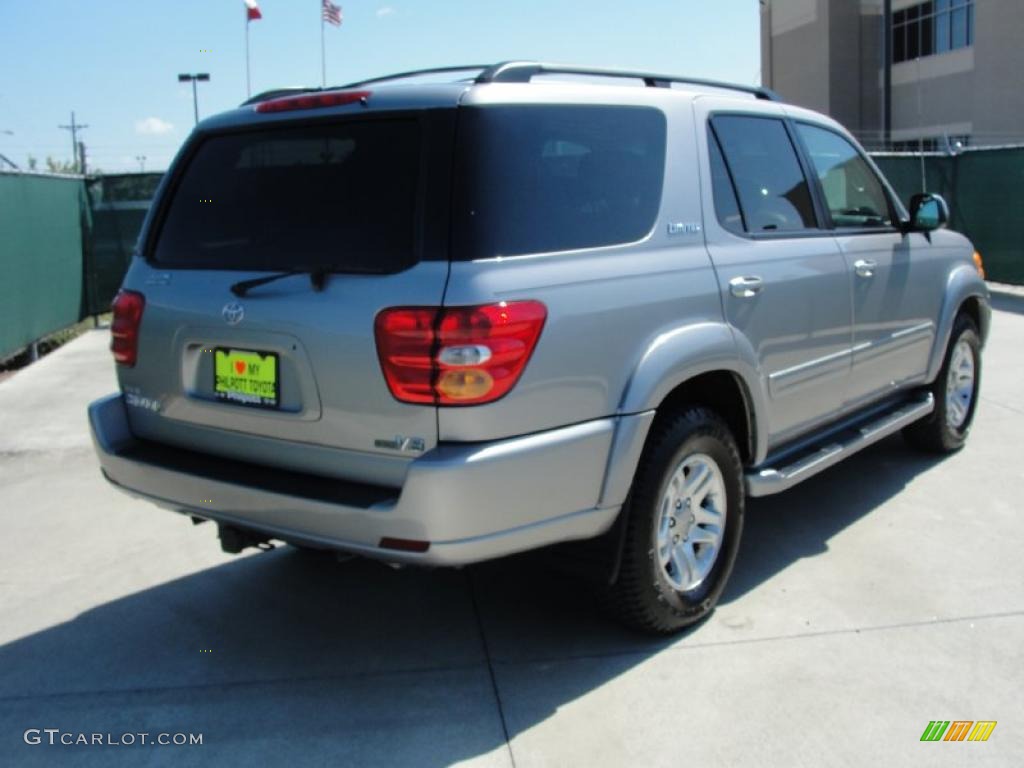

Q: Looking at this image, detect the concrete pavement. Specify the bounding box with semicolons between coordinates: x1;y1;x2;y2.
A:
1;290;1022;766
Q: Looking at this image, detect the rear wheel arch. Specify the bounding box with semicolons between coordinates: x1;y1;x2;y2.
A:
601;368;759;515
653;370;756;466
590;370;755;592
604;405;746;633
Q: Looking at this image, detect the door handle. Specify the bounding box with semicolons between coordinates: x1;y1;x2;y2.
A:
729;276;764;298
854;259;877;278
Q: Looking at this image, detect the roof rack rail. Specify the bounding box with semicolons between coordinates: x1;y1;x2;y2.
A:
241;62;782;108
475;61;782;101
340;64;491;89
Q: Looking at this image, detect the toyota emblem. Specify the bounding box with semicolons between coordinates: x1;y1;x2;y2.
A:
222;302;245;325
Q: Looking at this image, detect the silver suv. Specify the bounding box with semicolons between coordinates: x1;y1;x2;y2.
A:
89;62;991;633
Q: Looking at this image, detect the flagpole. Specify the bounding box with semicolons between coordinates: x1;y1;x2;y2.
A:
320;4;327;88
245;14;252;98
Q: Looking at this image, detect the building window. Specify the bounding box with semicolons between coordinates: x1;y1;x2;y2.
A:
893;0;973;64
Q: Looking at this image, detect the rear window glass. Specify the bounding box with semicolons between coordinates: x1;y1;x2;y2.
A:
452;105;666;259
151;119;421;272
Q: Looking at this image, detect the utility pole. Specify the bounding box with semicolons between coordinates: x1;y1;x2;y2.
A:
883;0;892;150
58;112;88;173
78;141;87;176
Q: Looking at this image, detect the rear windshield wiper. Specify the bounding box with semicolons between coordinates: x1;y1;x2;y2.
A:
230;268;328;297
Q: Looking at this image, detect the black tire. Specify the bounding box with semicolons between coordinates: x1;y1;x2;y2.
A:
904;314;981;453
605;407;745;634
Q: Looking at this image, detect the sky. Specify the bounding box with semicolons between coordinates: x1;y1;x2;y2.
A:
0;0;762;173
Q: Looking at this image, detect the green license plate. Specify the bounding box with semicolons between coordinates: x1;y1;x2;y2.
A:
214;348;279;408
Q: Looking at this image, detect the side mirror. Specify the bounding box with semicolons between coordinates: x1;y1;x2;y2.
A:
904;193;949;233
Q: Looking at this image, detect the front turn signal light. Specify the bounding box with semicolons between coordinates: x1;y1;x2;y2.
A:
973;251;985;279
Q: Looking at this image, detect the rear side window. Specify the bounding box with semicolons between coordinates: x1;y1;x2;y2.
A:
452;105;666;259
151;119;422;272
708;130;745;235
710;115;818;233
796;123;894;228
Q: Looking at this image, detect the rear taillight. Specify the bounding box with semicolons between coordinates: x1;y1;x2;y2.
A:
375;301;547;406
110;290;145;366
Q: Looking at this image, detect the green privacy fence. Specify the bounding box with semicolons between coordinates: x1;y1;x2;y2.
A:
873;147;1024;284
84;174;163;316
0;172;88;360
0;171;162;360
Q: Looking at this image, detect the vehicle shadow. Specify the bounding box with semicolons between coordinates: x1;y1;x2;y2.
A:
724;433;945;600
463;433;947;661
0;436;946;767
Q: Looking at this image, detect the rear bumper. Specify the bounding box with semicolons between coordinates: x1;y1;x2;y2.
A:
89;394;638;565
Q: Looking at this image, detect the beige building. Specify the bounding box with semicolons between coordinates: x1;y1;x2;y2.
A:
760;0;1024;150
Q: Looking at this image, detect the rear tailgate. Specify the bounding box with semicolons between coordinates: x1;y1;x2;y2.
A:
116;104;455;487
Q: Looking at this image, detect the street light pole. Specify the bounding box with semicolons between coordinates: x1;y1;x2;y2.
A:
177;73;211;125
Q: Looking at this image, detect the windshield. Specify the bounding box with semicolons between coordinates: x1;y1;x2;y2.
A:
151;119;422;273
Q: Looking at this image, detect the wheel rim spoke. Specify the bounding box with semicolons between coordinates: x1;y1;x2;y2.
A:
687;523;719;545
685;464;713;504
681;542;700;579
694;501;722;526
669;547;690;585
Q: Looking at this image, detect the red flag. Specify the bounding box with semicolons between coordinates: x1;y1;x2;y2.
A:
245;0;262;21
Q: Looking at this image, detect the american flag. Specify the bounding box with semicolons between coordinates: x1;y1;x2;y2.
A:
322;0;343;26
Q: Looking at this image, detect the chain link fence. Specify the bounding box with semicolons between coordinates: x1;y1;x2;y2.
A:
0;171;162;360
872;145;1024;284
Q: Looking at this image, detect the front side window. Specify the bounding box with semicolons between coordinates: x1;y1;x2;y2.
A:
710;115;818;233
797;124;893;229
452;105;666;259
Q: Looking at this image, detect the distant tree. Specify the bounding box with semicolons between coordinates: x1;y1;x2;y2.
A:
27;155;38;171
45;156;78;173
99;173;162;201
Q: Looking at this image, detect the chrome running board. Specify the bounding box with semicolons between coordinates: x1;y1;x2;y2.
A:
745;392;935;497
